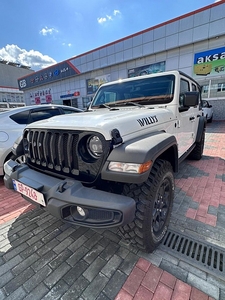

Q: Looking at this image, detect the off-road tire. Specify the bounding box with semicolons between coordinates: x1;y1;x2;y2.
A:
119;159;174;253
188;128;205;160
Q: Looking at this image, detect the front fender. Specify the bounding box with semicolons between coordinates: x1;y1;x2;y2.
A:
101;131;178;183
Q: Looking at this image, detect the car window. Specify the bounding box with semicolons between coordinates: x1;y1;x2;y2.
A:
179;79;190;107
61;108;81;114
10;110;30;124
192;83;197;91
29;108;61;123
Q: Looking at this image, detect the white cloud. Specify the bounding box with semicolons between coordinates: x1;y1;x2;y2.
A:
0;44;57;70
97;17;107;24
106;15;112;21
97;10;121;24
39;26;59;36
62;43;72;47
113;10;121;16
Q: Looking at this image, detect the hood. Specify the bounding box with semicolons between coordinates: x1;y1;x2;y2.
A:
27;107;175;140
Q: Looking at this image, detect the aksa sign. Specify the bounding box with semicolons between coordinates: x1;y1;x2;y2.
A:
193;47;225;77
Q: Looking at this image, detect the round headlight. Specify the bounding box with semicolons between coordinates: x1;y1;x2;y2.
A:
87;135;103;158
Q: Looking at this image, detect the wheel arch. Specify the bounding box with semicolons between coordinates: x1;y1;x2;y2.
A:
101;131;178;183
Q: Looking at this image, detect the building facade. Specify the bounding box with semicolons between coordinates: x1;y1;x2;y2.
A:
0;61;34;107
18;1;225;119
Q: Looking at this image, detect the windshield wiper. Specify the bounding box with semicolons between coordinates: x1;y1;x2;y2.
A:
99;103;111;109
113;101;145;108
126;102;145;107
92;103;119;110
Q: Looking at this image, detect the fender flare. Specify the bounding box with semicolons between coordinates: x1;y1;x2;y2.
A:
101;131;178;183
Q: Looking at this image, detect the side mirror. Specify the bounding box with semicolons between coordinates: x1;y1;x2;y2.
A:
183;91;199;107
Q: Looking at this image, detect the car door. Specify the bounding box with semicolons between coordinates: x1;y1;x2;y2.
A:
176;78;196;157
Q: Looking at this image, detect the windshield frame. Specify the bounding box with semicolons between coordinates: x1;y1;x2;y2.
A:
91;74;175;108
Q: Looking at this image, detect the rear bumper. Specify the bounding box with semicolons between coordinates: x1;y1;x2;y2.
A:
4;159;136;228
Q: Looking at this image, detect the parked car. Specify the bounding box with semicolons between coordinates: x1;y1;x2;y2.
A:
202;99;213;123
0;104;83;176
0;102;26;111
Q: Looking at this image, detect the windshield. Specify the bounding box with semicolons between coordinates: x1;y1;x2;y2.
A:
91;74;175;107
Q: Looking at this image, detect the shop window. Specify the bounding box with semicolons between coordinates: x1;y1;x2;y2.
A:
217;83;225;92
202;85;209;93
71;99;78;107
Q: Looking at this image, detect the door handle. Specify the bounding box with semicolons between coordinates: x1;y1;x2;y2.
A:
189;116;195;121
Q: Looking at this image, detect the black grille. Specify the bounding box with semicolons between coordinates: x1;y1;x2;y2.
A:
24;129;110;183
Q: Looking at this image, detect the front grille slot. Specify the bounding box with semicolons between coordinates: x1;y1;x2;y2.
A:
25;129;109;183
28;130;79;173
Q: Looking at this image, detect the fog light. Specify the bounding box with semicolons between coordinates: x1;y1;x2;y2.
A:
77;206;86;217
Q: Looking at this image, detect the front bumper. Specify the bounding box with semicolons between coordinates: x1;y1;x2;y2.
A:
4;159;136;228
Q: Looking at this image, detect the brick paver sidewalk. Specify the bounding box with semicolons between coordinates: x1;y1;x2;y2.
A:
116;258;213;300
0;179;35;224
0;121;225;299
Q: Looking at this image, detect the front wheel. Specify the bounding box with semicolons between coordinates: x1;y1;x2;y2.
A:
119;159;174;253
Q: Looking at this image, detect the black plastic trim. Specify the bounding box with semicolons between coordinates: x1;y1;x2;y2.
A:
101;131;178;183
4;160;136;228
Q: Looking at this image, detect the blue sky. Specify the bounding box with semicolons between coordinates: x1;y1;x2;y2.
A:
0;0;221;71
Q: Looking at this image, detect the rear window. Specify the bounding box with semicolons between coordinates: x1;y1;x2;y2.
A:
9;108;62;124
10;110;30;124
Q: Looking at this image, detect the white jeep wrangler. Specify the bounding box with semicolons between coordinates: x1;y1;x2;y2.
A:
4;70;205;252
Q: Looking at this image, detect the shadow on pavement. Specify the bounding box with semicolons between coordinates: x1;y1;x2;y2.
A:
0;205;138;300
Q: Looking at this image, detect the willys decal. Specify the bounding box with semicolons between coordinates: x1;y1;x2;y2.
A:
137;115;158;127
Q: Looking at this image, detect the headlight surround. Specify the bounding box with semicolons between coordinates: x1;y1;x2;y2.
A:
87;135;103;158
108;161;152;174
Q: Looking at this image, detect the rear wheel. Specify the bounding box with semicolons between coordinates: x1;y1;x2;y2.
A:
119;159;174;253
188;128;205;160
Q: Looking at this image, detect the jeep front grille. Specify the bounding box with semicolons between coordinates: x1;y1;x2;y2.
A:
23;129;110;183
